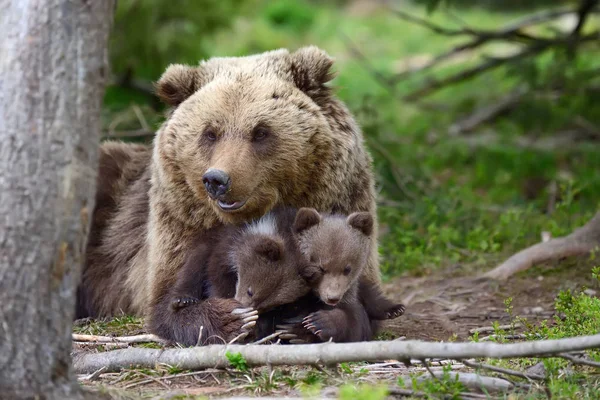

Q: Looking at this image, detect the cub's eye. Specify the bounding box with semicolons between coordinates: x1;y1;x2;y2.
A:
252;126;270;142
319;266;325;274
204;128;217;141
343;266;351;276
247;287;254;297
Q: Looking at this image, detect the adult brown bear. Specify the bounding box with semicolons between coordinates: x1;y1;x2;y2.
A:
78;46;381;342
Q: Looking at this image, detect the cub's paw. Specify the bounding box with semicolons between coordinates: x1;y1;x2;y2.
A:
171;296;199;310
302;311;340;342
201;298;258;344
386;303;406;319
275;321;318;345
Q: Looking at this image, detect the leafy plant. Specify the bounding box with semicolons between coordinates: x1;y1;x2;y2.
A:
226;351;249;372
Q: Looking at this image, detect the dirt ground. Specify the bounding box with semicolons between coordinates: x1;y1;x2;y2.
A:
380;255;597;342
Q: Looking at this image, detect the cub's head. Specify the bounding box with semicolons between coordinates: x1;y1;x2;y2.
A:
154;46;336;223
232;214;321;312
294;208;373;306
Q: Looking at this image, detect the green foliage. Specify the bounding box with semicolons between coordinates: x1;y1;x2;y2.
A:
400;364;466;399
338;383;388;400
110;0;252;81
225;351;249;372
264;0;315;33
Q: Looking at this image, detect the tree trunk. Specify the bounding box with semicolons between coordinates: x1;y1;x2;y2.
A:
0;1;114;398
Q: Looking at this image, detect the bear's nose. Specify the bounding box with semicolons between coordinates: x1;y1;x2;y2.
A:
202;168;231;199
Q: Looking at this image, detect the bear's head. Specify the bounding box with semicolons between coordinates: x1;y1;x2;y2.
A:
293;207;373;306
154;46;336;223
231;213;321;312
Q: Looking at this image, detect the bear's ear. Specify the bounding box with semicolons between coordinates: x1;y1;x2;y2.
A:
155;64;205;107
289;46;335;95
254;237;284;262
293;208;322;234
299;264;323;284
347;212;374;237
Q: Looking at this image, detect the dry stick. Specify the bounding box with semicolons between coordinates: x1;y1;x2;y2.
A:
123;369;222;390
72;333;166;344
252;331;283;345
461;359;545;381
469;323;523;335
448;86;526;135
480;334;528;342
72;334;600;374
558;353;600;368
484;211;600;280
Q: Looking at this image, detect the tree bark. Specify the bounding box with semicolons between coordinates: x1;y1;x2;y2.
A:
0;1;114;398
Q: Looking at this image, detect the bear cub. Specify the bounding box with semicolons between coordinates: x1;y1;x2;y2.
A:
148;207;320;346
277;208;405;343
156;207;404;346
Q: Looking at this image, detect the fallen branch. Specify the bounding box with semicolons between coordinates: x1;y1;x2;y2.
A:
417;371;514;393
461;359;545;381
469;323;523;335
73;334;600;374
480;334;528;342
483;211;600;280
559;353;600;368
448;87;526;135
72;333;166;344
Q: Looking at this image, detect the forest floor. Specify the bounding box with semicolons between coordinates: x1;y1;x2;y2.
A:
74;254;599;399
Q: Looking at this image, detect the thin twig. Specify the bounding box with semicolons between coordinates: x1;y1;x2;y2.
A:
559;352;600;368
252;331;283;345
470;323;523;335
480;334;528;342
72;333;165;344
122;369;222;390
462;359;545;381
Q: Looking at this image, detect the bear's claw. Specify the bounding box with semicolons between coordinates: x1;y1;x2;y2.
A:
171;296;199;310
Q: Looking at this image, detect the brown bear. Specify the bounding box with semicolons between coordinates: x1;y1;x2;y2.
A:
78;46;381;334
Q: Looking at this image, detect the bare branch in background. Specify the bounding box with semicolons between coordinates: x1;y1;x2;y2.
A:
484;212;600;280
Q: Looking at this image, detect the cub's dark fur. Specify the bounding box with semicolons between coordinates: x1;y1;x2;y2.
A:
148;207;320;346
154;206;404;346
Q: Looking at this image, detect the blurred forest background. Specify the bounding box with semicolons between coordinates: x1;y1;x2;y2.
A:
103;0;600;280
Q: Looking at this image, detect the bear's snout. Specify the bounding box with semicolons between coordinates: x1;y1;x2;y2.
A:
202;168;231;199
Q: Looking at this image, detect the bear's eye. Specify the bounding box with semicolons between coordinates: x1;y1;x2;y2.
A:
252;126;270;142
204;128;217;142
247;287;254;297
319;266;325;274
343;266;351;276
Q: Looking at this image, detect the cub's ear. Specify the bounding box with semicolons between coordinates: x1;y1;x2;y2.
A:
347;212;374;237
299;264;323;284
254;237;284;262
289;46;335;95
155;64;205;107
293;208;321;234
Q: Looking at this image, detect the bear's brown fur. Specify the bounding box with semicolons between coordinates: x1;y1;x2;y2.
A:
79;46;380;325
